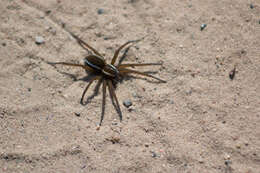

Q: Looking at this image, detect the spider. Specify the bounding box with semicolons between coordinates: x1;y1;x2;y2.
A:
49;32;166;125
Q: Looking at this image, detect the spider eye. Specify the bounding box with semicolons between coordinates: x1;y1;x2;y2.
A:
84;55;106;71
102;64;119;77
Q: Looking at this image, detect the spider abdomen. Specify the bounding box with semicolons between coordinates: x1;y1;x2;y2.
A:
84;55;118;78
84;55;106;71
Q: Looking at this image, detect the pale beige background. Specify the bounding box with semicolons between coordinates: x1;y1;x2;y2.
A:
0;0;259;172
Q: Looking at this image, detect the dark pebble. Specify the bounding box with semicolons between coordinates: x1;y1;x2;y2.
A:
200;24;207;31
16;38;25;45
103;36;114;40
45;10;51;15
250;4;254;9
132;92;142;98
97;8;105;14
128;0;138;3
111;121;118;125
229;66;236;80
27;88;31;92
61;22;66;28
123;99;132;108
35;36;44;45
2;42;6;46
74;112;81;117
151;151;157;158
225;160;232;166
186;89;192;95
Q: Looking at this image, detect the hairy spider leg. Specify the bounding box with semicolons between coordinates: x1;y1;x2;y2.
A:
100;79;107;125
107;80;122;121
119;68;166;83
69;31;103;57
80;76;100;104
111;38;144;65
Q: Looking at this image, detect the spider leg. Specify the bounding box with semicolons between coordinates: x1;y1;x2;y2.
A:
118;63;163;69
107;80;122;121
68;31;103;57
48;62;93;72
111;38;144;65
100;79;107;125
119;68;166;83
80;76;100;104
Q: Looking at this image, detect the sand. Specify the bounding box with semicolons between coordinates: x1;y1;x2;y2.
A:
0;0;259;172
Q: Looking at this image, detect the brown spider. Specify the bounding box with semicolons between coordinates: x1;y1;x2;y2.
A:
49;32;166;125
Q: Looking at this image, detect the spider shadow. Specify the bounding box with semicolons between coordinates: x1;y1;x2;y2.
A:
58;70;102;106
78;74;103;106
59;72;78;81
77;74;123;121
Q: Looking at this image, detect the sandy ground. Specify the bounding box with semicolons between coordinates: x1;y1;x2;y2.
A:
0;0;259;172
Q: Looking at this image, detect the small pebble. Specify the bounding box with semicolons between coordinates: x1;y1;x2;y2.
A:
176;27;182;33
236;144;241;149
45;10;51;15
35;36;44;45
97;8;105;14
128;0;138;3
61;22;66;28
2;42;6;46
200;24;207;31
132;92;141;98
151;151;157;158
47;27;56;35
16;38;25;45
224;160;232;166
27;88;31;92
103;37;109;40
127;108;134;113
250;4;254;9
123;99;132;108
111;121;118;125
224;153;231;160
74;112;81;117
198;157;204;164
186;89;192;95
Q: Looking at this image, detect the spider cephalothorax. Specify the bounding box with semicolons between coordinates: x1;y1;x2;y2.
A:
49;32;166;125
